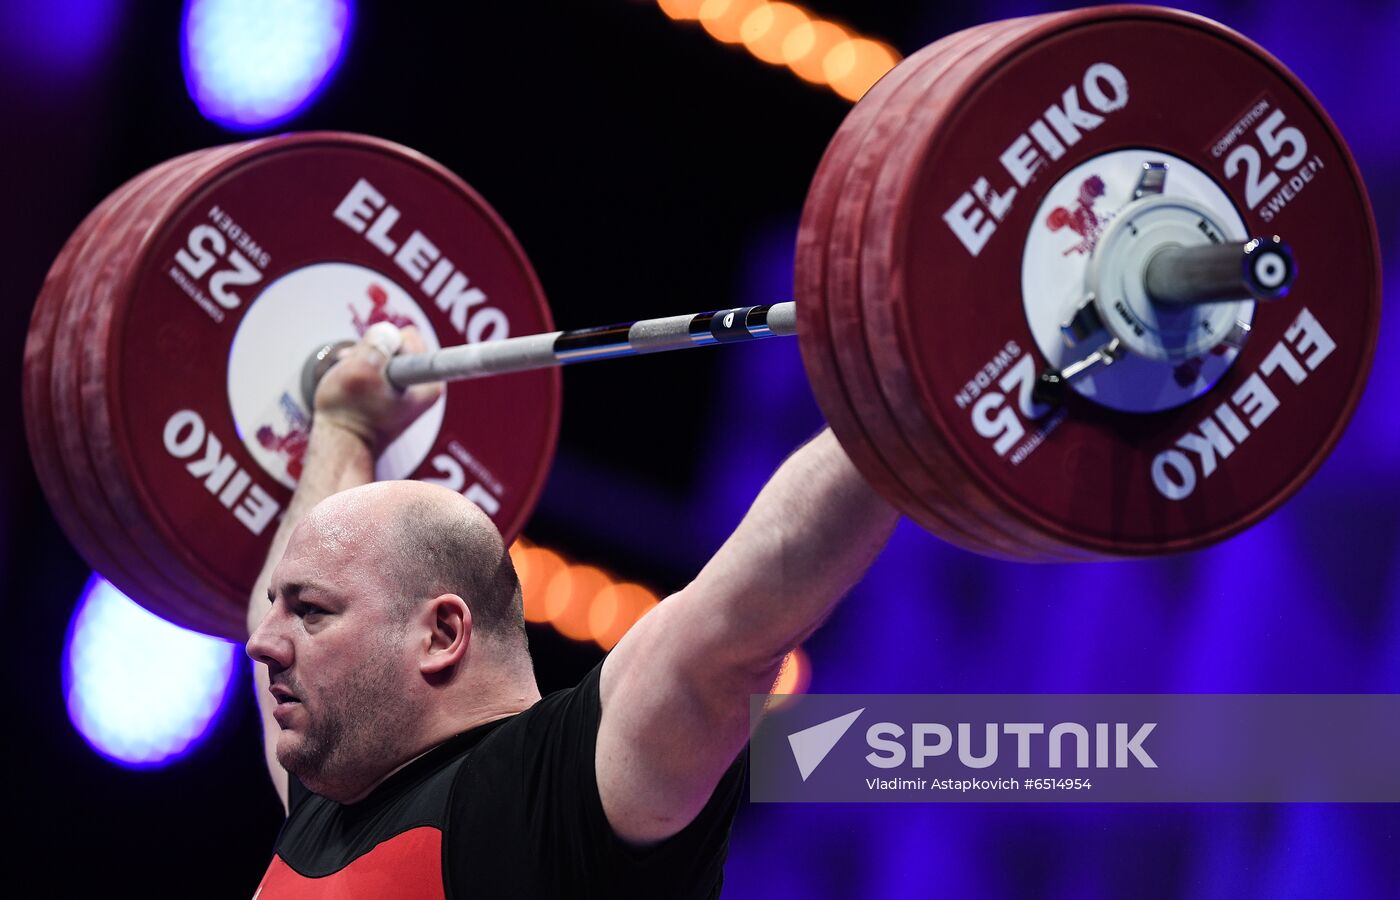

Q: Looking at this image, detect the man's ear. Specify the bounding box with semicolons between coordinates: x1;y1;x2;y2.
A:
420;593;471;676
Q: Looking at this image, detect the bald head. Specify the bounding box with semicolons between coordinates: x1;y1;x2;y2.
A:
304;481;527;644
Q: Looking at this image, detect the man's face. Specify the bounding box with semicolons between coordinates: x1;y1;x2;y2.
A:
247;513;417;795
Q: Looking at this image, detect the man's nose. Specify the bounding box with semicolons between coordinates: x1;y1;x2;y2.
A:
246;610;291;668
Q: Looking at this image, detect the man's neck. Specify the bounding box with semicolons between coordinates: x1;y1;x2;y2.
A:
340;686;542;804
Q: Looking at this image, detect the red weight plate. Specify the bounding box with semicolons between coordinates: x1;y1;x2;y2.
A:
831;21;1046;559
865;6;1380;556
25;167;162;602
861;33;1082;559
797;24;1012;558
85;134;560;630
848;12;1102;562
68;146;261;636
51;148;248;635
826;12;1097;561
30;151;235;633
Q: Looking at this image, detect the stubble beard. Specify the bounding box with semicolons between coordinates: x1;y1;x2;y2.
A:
278;636;416;801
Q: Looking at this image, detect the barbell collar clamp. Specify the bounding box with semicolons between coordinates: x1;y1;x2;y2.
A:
1132;161;1168;199
1034;338;1125;407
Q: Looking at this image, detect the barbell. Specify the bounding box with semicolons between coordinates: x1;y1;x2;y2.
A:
23;5;1381;639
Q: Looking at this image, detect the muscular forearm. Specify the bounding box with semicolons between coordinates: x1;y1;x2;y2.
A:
243;423;374;638
681;427;899;674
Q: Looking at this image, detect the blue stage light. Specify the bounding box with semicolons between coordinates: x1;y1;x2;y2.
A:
0;0;123;73
63;575;238;768
182;0;353;131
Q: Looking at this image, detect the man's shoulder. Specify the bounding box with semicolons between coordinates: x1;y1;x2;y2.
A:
475;663;604;745
459;663;605;775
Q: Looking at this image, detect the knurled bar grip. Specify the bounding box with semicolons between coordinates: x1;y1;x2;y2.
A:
385;301;798;387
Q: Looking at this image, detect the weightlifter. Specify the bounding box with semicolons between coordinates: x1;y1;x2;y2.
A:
244;324;899;897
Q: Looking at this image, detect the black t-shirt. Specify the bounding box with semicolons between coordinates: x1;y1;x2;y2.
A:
253;662;747;899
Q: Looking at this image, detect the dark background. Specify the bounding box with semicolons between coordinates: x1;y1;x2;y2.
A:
3;0;1397;896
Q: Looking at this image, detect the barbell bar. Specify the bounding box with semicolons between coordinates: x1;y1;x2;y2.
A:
302;229;1295;401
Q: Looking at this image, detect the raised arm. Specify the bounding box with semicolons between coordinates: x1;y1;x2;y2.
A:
245;327;440;812
596;428;899;844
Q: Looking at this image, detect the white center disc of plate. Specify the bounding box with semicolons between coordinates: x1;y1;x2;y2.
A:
227;262;446;489
1020;149;1251;413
